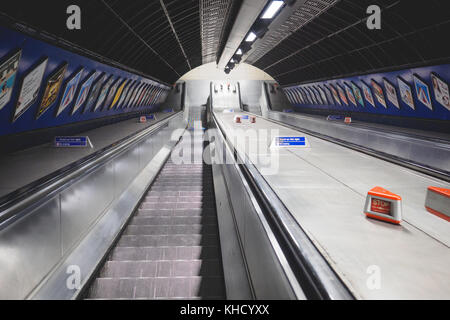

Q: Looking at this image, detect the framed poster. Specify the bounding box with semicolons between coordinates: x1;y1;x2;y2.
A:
73;71;98;115
37;63;67;119
361;81;375;108
123;81;137;108
285;89;294;104
110;79;128;110
118;80;133;108
136;84;148;107
397;77;415;110
337;84;348;106
318;86;328;104
84;73;106;113
329;84;341;105
130;83;143;107
104;78;121;110
345;83;357;106
323;85;334;105
414;75;433;110
305;87;313;104
431;73;450;111
371;80;387;108
383;79;400;109
0;50;21;111
307;87;317;104
57;68;83;117
351;82;364;107
311;86;322;104
14;57;48;122
94;76;114;111
294;88;302;104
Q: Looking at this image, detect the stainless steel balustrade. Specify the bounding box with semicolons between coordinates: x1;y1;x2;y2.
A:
268;111;450;180
0;113;185;300
210;113;353;300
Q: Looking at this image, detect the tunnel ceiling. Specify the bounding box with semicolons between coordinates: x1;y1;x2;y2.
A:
0;0;238;85
1;0;450;86
250;0;450;86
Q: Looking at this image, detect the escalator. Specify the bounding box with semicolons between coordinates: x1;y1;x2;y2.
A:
86;116;226;300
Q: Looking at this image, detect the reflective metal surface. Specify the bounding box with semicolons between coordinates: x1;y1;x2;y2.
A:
268;111;450;178
0;113;185;299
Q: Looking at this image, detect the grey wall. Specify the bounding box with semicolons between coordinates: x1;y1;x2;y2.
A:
163;82;185;111
183;80;265;110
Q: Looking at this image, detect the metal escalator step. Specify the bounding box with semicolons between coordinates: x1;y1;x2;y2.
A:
87;133;225;300
137;208;217;217
110;246;221;262
130;216;218;226
124;225;220;236
117;234;220;247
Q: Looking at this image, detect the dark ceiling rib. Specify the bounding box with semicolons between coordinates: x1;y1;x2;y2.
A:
159;0;192;70
100;0;181;78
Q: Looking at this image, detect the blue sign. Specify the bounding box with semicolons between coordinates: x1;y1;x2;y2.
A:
54;136;91;148
276;137;306;146
241;115;250;120
327;115;345;121
146;114;156;120
283;109;294;113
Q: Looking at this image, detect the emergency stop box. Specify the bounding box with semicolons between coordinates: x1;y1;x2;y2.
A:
364;186;402;224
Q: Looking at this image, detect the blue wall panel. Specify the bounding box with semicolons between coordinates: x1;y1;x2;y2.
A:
284;64;450;122
0;26;170;137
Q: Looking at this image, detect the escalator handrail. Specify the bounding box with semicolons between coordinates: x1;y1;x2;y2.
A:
212;112;354;300
0;112;182;227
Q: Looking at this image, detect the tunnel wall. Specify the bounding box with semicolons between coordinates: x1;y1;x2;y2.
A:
283;63;450;132
0;26;170;138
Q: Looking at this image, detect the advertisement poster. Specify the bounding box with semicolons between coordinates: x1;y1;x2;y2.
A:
130;83;143;107
329;84;341;105
57;68;83;117
397;77;415;110
94;76;114;111
361;81;375;108
122;81;136;108
285;89;294;104
0;50;21;111
323;85;334;105
138;85;149;106
104;78;121;110
414;75;433;110
431;73;450;111
310;87;320;104
73;71;98;115
337;84;348;106
371;80;387;108
351;82;364;107
345;83;357;106
287;89;296;104
318;86;328;104
383;79;400;109
85;73;106;113
37;63;67;118
307;87;317;104
297;88;305;104
14;58;48;122
136;84;148;107
118;80;133;108
110;79;128;110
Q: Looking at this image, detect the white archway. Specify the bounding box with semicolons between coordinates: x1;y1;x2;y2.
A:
179;62;274;81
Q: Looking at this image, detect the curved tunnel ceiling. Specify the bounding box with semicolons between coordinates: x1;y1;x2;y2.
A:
1;0;449;86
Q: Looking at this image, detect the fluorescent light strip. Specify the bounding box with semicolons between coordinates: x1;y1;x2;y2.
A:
246;32;257;42
261;0;284;19
236;49;243;55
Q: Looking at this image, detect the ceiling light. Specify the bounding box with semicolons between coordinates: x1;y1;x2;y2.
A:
246;32;257;42
261;1;284;19
236;49;243;55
